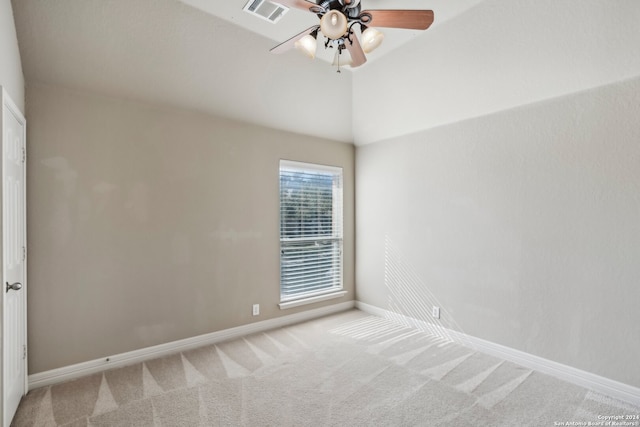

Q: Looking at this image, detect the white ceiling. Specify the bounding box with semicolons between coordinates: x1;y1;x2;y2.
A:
12;0;355;142
11;0;640;145
177;0;484;66
353;0;640;144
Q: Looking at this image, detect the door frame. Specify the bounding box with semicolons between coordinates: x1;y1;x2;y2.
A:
1;86;28;426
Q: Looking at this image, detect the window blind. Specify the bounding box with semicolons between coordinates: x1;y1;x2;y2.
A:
279;161;343;301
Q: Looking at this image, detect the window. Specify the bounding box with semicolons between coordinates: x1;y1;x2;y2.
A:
279;160;343;304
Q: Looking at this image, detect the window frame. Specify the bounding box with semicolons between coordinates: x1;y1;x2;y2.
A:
278;160;345;307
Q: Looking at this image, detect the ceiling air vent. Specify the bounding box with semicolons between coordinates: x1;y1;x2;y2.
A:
243;0;289;24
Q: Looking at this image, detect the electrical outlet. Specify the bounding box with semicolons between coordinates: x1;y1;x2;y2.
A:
252;304;260;316
432;306;440;319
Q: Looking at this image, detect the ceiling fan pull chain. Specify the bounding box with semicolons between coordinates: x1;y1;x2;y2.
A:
335;43;346;73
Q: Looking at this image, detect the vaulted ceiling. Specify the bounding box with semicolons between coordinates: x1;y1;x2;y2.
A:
11;0;640;145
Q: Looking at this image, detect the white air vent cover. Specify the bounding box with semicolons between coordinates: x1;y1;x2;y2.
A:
243;0;289;24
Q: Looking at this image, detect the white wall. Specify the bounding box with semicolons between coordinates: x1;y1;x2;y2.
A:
26;84;355;373
356;76;640;388
0;0;24;111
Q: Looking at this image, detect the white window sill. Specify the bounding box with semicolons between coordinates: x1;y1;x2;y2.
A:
279;291;348;310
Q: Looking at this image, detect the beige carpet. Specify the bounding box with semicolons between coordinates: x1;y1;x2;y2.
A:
12;309;640;426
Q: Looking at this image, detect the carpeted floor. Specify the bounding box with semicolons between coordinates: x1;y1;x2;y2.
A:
12;309;640;426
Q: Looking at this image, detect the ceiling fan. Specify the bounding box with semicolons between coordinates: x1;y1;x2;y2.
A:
270;0;434;70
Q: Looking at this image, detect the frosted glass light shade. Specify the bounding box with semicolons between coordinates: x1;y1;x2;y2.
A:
294;34;317;58
361;27;384;53
320;10;348;40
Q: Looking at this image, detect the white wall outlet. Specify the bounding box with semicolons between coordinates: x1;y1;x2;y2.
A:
432;306;440;319
252;304;260;316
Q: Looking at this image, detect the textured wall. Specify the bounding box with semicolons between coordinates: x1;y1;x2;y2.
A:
356;77;640;387
0;0;24;111
26;84;355;373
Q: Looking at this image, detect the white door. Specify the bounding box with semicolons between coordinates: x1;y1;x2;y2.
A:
1;88;27;427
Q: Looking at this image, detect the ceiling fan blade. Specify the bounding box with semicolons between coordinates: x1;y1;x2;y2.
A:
345;34;367;68
360;10;434;30
270;26;320;54
273;0;317;12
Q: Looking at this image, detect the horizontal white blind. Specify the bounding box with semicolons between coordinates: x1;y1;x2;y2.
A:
279;161;343;301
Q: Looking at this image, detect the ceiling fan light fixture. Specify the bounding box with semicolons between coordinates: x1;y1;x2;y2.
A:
320;10;348;40
269;2;434;70
294;33;317;58
361;27;384;53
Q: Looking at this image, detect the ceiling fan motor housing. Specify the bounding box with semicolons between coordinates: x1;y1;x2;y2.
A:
316;0;363;41
316;0;362;19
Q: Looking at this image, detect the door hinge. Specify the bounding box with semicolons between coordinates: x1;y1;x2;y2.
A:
23;246;26;261
23;345;26;360
22;147;26;163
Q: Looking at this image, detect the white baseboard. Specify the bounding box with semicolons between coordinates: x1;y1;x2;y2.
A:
29;300;355;390
28;299;640;408
356;301;640;407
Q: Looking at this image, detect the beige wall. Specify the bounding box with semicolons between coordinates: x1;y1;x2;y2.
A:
26;84;355;373
0;0;24;112
356;77;640;388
